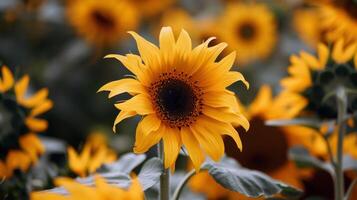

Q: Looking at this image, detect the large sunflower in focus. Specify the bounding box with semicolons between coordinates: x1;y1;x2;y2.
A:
66;0;139;46
190;85;304;199
218;3;277;65
318;0;357;43
0;66;53;178
99;27;249;171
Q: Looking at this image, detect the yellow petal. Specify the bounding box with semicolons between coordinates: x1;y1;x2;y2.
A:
134;114;161;146
25;117;48;132
300;51;319;69
162;128;181;169
203;106;249;131
134;124;164;153
104;54;143;78
88;148;107;173
181;127;204;172
31;192;67;200
113;110;137;132
248;85;272;116
317;43;329;69
98;78;146;98
0;66;14;92
332;39;357;63
15;75;29;104
201;116;243;151
115;94;154;115
19;133;45;163
190;121;224;162
6;150;31;173
20;88;49;108
176;29;192;57
128;31;160;67
159;26;176;66
30;100;53;117
0;160;7;178
68;146;90;177
203;90;240;112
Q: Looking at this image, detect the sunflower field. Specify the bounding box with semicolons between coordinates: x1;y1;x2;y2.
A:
1;0;357;199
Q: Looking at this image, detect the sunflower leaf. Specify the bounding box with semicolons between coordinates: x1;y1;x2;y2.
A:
203;157;302;198
138;157;162;190
266;118;324;129
288;146;334;175
102;153;146;174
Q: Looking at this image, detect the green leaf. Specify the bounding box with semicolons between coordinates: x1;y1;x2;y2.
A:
203;157;302;198
266;118;324;129
102;153;146;174
289;146;334;175
138;157;162;190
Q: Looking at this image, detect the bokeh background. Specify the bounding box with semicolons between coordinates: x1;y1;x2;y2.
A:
0;0;311;149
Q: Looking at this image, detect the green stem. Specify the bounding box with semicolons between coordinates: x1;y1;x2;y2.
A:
345;179;357;200
158;141;170;200
335;87;347;200
172;169;197;200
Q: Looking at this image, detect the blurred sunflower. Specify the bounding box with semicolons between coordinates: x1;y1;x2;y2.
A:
190;85;304;199
280;39;357;156
99;26;249;171
318;1;357;43
66;0;139;47
160;9;197;39
31;175;143;200
293;7;327;47
281;39;357;119
127;0;175;17
0;65;53;178
67;132;117;177
218;3;277;65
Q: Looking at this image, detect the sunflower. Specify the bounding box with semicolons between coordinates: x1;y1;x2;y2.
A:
293;7;327;47
190;85;304;199
31;175;143;200
217;2;277;65
66;0;139;46
159;9;197;39
318;1;357;43
127;0;174;17
67;132;117;177
0;65;53;178
99;26;249;171
280;39;357;157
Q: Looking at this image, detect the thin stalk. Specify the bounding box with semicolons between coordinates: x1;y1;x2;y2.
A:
319;132;336;168
344;179;357;200
172;169;197;200
158;141;170;200
335;87;347;200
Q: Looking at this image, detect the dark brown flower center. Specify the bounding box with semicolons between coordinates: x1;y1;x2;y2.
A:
150;70;203;128
334;0;357;19
91;10;115;29
237;22;256;40
225;116;289;173
0;97;26;160
303;62;357;119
